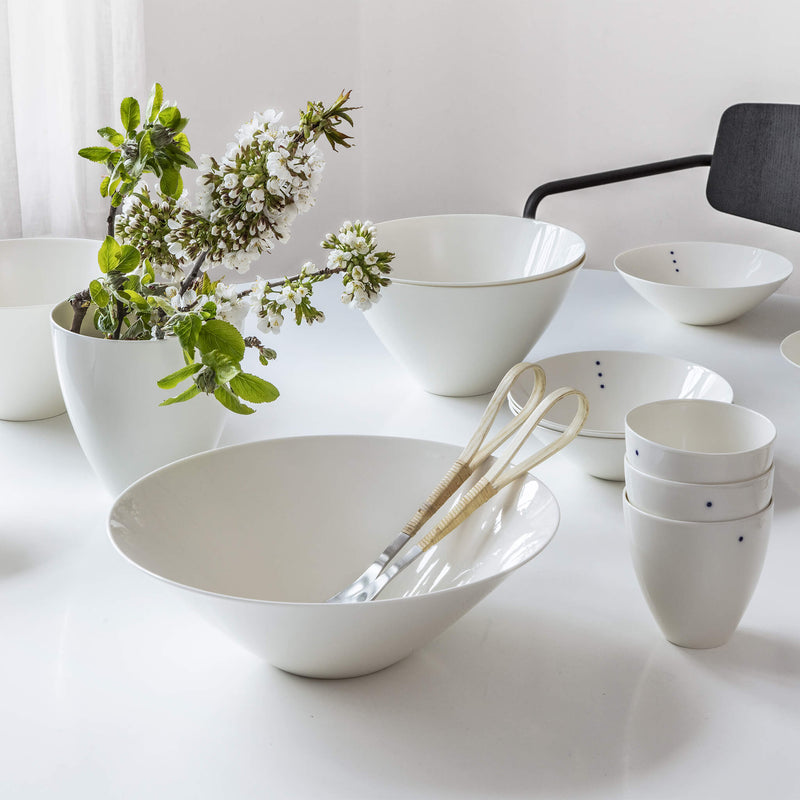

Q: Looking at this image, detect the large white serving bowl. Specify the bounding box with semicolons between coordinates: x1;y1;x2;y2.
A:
614;242;793;326
625;399;776;484
108;435;561;679
624;458;773;522
0;237;100;420
363;215;586;396
508;351;733;481
624;491;772;649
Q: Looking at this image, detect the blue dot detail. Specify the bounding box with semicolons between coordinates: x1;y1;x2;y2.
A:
670;250;675;255
598;372;603;377
595;361;601;366
738;536;744;542
675;268;680;272
635;449;639;456
600;384;605;389
706;501;713;507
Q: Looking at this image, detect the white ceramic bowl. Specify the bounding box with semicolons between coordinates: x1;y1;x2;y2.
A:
614;242;793;326
508;351;733;481
108;435;561;679
625;399;776;484
624;458;773;522
364;215;586;396
780;330;800;368
51;301;227;496
624;491;772;649
0;237;101;420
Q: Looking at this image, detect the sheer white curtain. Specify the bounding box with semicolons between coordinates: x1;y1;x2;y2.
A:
0;0;144;240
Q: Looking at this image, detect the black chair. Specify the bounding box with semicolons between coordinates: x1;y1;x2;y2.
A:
524;103;800;234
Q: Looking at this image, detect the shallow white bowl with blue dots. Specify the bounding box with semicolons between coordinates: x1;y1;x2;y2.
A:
508;350;733;480
614;241;793;326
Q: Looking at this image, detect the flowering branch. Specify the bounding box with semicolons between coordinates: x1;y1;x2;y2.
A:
72;84;394;415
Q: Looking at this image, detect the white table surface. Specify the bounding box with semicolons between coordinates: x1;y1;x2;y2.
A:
2;268;799;799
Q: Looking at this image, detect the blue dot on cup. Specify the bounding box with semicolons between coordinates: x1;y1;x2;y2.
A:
706;501;713;508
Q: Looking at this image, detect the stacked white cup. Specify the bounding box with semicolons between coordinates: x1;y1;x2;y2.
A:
623;399;776;648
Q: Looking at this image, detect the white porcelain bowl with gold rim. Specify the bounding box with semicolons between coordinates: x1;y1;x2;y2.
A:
614;241;792;326
108;435;561;679
364;215;586;397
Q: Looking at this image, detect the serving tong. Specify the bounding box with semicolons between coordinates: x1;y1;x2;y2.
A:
327;362;589;603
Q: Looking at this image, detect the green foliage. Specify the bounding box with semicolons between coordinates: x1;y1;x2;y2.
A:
78;82;195;208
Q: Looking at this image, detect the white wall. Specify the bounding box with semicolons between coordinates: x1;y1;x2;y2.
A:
144;0;800;293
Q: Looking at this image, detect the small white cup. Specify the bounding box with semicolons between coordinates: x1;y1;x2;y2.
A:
623;491;772;648
624;457;774;522
625;399;776;483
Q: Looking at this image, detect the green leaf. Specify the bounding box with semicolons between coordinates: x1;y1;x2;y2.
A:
161;383;201;406
120;97;141;134
229;373;279;404
158;106;181;129
214;386;255;415
97;236;121;273
99;176;110;197
123;289;146;305
97;126;124;146
201;350;240;384
172;132;191;153
139;130;154;158
157;362;203;389
173;314;202;355
159;167;182;199
116;244;141;274
197;318;245;361
89;279;109;308
79;146;112;163
146;82;163;123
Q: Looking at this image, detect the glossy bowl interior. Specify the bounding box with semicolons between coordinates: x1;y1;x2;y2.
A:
507;351;733;481
509;350;733;437
363;215;586;396
625;399;776;484
0;237;100;420
109;435;561;679
614;242;793;325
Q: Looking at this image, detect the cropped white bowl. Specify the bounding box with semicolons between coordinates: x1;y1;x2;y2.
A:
624;491;772;648
364;215;586;396
625;399;776;484
624;457;773;522
780;330;800;368
508;351;733;480
108;435;561;679
0;237;100;420
614;242;793;325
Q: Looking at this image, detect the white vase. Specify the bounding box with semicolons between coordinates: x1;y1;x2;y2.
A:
51;300;227;496
0;238;101;420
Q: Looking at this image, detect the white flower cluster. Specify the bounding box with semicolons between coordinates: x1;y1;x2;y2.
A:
324;220;393;311
163;109;326;276
164;281;250;328
251;262;323;334
115;186;186;281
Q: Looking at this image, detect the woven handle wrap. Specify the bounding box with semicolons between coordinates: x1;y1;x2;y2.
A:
417;478;496;552
401;460;473;538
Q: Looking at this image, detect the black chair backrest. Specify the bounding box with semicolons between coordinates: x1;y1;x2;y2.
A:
706;103;800;232
524;102;800;233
